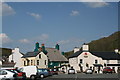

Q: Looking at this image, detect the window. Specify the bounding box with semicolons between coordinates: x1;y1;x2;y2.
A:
80;59;83;64
39;54;41;59
24;61;26;66
107;60;109;64
118;60;120;64
31;60;33;65
95;60;98;64
45;60;46;65
37;60;39;65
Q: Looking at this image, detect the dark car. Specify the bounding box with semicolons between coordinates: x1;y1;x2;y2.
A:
49;68;58;75
103;67;113;74
6;69;26;79
36;69;52;78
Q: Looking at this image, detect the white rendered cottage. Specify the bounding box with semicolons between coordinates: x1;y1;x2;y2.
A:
21;51;48;68
9;48;24;68
69;44;120;73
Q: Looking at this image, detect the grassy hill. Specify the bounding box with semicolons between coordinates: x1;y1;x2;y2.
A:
64;31;120;58
88;31;120;52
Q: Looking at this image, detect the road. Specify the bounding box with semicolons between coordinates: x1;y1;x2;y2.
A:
40;73;120;80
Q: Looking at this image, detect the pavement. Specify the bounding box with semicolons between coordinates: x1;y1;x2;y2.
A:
26;73;120;80
41;73;120;80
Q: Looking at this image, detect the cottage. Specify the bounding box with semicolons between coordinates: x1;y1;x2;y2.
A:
69;44;120;73
9;48;24;68
21;51;48;68
21;42;68;69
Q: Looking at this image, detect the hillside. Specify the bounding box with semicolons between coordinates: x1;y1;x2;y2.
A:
88;31;120;52
64;31;120;58
0;48;12;57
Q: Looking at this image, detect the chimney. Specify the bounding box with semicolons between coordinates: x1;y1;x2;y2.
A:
74;47;80;53
82;43;89;52
55;44;59;50
41;44;45;51
115;49;119;53
34;42;39;52
41;44;47;54
14;47;20;53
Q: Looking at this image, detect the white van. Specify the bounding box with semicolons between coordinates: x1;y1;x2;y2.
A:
19;66;38;79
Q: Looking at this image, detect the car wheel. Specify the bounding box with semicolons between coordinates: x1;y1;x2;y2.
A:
30;75;36;80
40;74;44;78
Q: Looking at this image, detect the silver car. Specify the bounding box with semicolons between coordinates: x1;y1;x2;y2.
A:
0;69;17;80
84;69;93;74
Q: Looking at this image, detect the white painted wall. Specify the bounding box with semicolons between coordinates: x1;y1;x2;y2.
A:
9;48;23;68
69;52;119;73
35;52;48;68
22;52;48;68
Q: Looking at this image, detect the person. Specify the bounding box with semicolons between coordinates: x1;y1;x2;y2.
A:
98;66;100;73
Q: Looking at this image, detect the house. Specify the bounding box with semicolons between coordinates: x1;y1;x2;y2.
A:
69;44;120;73
21;51;48;68
21;42;68;69
9;48;24;68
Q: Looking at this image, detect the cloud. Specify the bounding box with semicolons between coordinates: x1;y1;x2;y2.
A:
27;12;41;20
0;2;16;16
70;10;79;16
19;39;30;43
0;33;12;44
84;2;109;8
57;38;84;45
36;34;49;41
79;0;109;8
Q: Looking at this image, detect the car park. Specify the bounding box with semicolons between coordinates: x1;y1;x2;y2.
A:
103;67;113;74
6;68;26;79
84;69;93;74
36;68;52;78
0;69;17;80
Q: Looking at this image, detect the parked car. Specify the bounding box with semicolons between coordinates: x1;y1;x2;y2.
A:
68;68;75;74
84;69;93;74
103;67;113;74
6;68;26;79
0;69;17;80
49;68;58;75
36;68;52;78
18;66;38;79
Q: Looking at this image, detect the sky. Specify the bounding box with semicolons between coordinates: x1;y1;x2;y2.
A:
1;2;118;53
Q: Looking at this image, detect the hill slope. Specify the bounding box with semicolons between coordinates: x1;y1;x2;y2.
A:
64;31;120;58
0;48;12;57
88;31;120;52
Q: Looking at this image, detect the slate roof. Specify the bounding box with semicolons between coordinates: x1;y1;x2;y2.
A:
2;62;15;67
21;51;41;58
22;48;68;62
91;52;120;60
69;51;120;60
46;48;68;62
68;51;82;58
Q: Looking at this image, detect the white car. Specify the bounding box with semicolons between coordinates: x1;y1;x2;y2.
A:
68;69;75;74
19;66;38;79
0;69;17;80
84;69;93;74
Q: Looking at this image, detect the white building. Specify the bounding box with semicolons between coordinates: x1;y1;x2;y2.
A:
21;51;48;68
9;48;24;68
69;44;120;73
